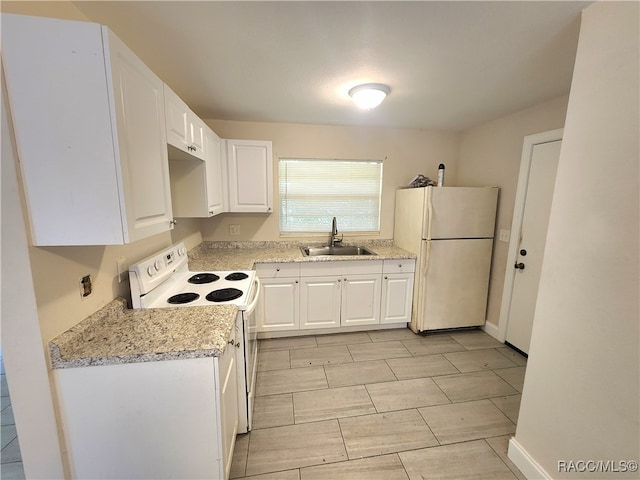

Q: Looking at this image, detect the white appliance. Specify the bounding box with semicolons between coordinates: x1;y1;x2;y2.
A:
128;242;259;433
394;186;499;332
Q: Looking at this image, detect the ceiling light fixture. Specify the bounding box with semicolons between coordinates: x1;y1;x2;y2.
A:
348;83;390;110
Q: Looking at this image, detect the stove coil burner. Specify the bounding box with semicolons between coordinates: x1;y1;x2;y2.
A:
206;288;243;303
167;292;200;304
188;273;220;284
225;272;249;281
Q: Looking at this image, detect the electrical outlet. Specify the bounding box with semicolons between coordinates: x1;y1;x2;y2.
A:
499;229;511;242
229;224;240;236
80;274;92;298
116;257;127;283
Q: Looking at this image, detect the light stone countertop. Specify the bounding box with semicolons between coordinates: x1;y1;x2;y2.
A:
49;241;415;369
49;298;238;369
188;240;416;271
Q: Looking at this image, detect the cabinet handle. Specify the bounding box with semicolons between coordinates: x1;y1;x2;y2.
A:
385;276;388;280
276;268;280;272
169;219;178;226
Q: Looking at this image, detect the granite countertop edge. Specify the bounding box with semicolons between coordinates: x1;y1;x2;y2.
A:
49;298;238;369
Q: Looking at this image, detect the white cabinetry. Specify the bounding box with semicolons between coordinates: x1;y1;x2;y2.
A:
169;126;226;217
164;84;206;160
226;140;273;213
2;14;174;246
300;275;342;330
341;274;382;327
299;261;383;330
381;259;415;324
256;264;300;332
54;341;238;479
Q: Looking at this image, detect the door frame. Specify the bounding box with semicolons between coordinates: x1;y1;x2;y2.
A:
497;128;563;342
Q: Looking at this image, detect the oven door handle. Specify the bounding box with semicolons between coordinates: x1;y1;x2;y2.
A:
245;277;261;316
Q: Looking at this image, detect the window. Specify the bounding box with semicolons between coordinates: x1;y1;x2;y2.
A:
279;158;383;234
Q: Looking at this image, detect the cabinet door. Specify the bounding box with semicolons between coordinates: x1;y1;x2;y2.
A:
258;277;300;332
226;140;273;213
217;337;239;480
104;28;174;243
341;274;382;327
381;273;414;324
189;115;206;159
205;129;226;216
300;276;341;330
164;84;190;152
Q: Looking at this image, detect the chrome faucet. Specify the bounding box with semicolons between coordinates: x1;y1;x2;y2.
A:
329;217;343;247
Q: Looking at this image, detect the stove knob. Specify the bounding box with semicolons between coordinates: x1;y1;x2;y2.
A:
154;260;163;271
178;247;186;256
147;266;157;277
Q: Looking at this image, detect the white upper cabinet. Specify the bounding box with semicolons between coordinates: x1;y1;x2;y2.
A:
2;14;174;245
164;84;206;161
169;126;226;217
226;139;274;213
205;129;226;216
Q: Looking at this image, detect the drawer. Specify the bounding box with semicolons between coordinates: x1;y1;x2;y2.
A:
301;260;383;277
383;259;416;274
255;262;300;279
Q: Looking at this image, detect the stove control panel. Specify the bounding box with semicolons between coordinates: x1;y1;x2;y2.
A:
129;242;190;297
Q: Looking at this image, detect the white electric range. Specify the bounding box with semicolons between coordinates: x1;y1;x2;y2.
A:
128;242;259;433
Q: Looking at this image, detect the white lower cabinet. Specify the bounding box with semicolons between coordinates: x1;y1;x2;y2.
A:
257;259;415;335
340;274;382;327
300;275;342;329
299;262;384;330
256;263;301;332
259;277;300;331
381;273;414;324
381;259;416;324
54;331;238;479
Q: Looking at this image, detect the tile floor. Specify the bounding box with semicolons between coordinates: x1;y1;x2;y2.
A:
1;355;25;480
230;328;527;480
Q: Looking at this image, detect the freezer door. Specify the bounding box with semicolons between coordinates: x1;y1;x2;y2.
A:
425;187;498;239
414;238;493;331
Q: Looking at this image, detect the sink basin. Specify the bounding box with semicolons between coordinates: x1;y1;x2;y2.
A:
301;245;377;256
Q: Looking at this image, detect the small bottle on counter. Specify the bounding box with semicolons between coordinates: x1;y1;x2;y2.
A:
437;164;445;186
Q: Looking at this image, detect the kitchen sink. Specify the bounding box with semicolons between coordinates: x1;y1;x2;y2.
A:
300;245;377;256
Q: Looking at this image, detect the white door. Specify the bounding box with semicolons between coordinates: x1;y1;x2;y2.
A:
505;140;561;354
300;276;341;329
226;139;273;213
105;28;174;242
381;273;414;324
258;277;300;332
341;274;382;326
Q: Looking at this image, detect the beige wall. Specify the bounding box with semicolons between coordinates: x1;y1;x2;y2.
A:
202;120;460;242
512;1;639;477
457;96;569;329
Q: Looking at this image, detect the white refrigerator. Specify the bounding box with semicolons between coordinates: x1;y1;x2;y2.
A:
394;186;499;332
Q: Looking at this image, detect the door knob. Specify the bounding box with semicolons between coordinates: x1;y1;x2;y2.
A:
514;262;525;270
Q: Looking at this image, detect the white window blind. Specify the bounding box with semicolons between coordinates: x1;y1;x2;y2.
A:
279;158;383;234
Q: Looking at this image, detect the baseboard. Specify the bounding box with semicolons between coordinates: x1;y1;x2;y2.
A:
481;321;500;340
508;437;553;479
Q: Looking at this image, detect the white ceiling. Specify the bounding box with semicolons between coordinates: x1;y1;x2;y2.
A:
74;1;592;131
